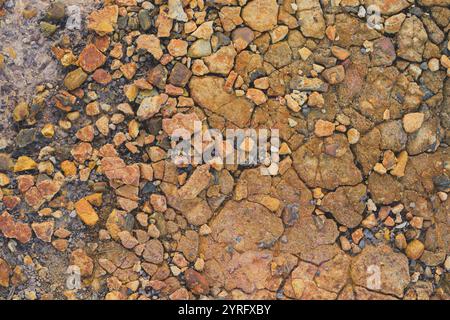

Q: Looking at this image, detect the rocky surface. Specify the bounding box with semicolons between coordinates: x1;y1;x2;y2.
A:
0;0;449;301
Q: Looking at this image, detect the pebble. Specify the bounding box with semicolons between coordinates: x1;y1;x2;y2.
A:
13;102;30;122
374;163;387;175
74;198;99;226
347;128;360;144
14;156;37;172
406;240;425;260
46;1;66;21
395;233;407;250
64;68;88;90
428;58;440;72
314;120;335;137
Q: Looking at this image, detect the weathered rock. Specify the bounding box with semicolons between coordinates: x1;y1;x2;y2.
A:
168;0;188;22
210;200;283;252
371;37;396;67
315;253;351;293
314;120;335;137
75;198;99;226
184;269;209;295
189;76;254;127
64;68;87;90
280;215;339;258
377;121;407;152
364;0;411;15
143;239;164;264
403;113;424;133
264;42;292;69
136;35;163;60
32;220;54;243
322;65;345;85
296;0;325;39
78;44;106;73
351;245;409;298
0;258;10;288
137;94;168;121
292;134;363;190
241;0;278;32
203;45;236;75
397;16;428;63
178;165;211;200
188;40;212;58
87;5;118;35
168;62;192;87
321;184;367;228
71;249;93;276
0;211;32;244
368;173;403;205
406;239;425;260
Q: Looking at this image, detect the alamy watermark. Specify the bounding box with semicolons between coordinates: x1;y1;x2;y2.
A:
168;121;280;176
66;265;81;290
366;265;381;291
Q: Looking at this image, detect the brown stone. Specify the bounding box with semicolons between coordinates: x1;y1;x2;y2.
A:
184;269;209;295
74;198;99;226
32;220;54;243
76;125;95;142
322;65;345;84
0;211;32;244
136;34;163;60
0;258;10;287
167;39;188;57
314;120;335;137
210;200;283;252
189;76;253;128
203;45;236;75
241;0;278;32
64;68;87;90
321;184;367;228
169;62;192;87
70;249;93;276
351;245;409;298
87;5;118;35
143;239;164;264
293;134;362;190
92;69;112;85
78;44;106;73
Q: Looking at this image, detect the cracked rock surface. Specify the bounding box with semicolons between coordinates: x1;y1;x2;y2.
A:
0;0;449;300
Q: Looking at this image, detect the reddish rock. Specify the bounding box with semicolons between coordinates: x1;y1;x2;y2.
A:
210;200;283;252
78;44;107;73
71;142;93;163
178;165;211;200
70;249;94;276
76;125;95;142
293;134;363;190
32;220;54;242
2;196;21;210
0;258;11;287
168;62;192;87
24;186;45;209
87;5;118;35
0;211;32;244
189;76;254;128
351;245;409;298
142;239;164;264
92;69;112;85
184;269;209;295
17;175;35;193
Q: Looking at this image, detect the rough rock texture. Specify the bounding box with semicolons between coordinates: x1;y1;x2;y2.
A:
0;0;448;302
